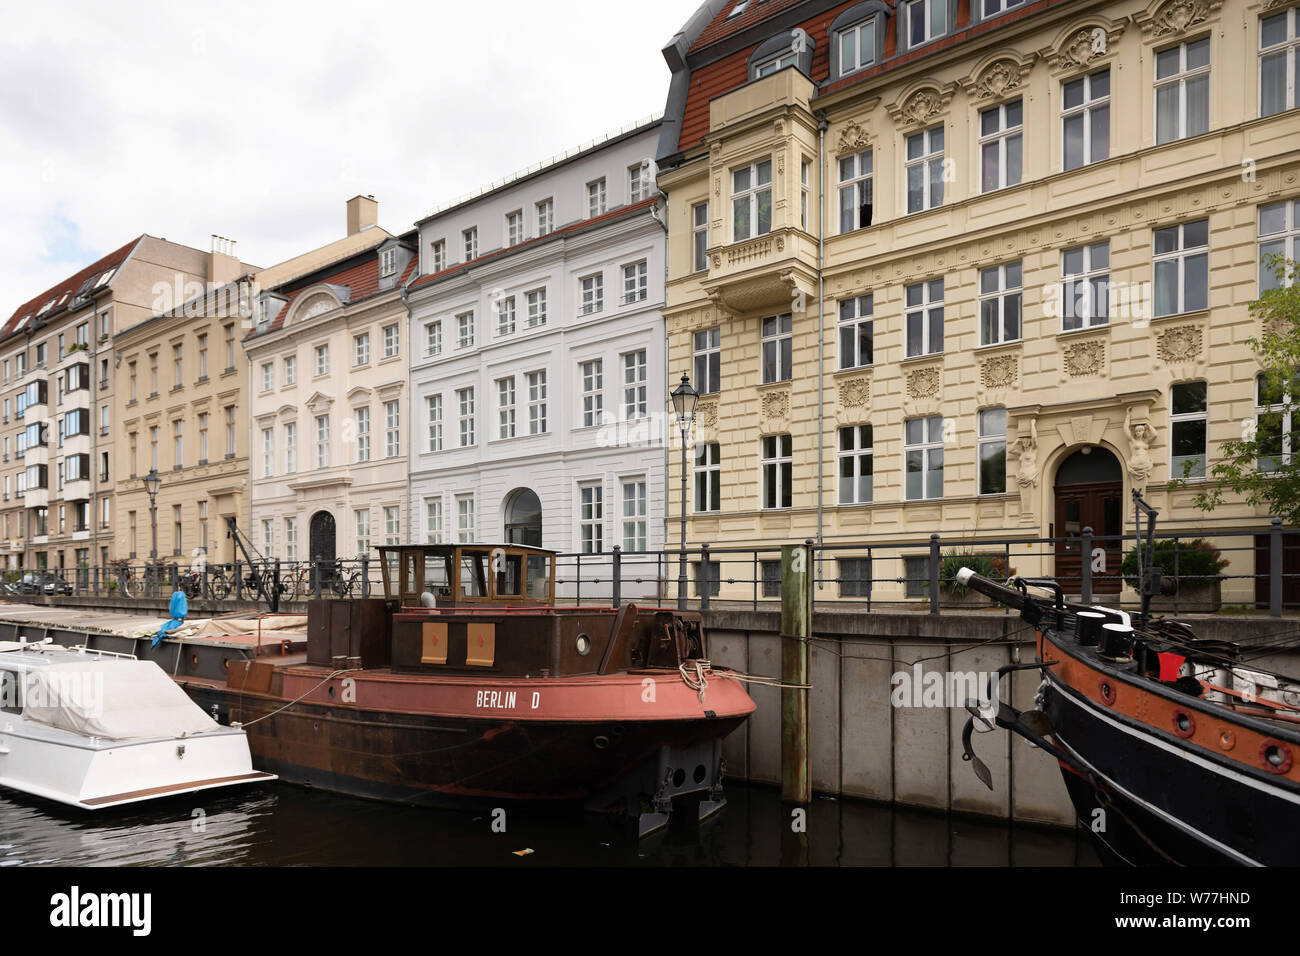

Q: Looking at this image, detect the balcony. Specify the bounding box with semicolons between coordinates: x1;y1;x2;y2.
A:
699;226;818;314
24;488;48;509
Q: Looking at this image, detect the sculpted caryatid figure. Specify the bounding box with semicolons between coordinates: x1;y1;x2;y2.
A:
1010;419;1039;489
1126;407;1155;488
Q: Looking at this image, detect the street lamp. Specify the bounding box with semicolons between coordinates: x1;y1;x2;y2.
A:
143;468;161;595
670;373;698;611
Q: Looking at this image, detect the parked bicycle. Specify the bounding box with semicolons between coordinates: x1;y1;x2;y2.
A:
295;561;360;599
207;562;299;603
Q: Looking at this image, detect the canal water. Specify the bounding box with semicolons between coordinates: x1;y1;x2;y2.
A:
0;781;1099;867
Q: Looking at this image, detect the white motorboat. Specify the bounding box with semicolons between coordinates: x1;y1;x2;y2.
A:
0;639;275;810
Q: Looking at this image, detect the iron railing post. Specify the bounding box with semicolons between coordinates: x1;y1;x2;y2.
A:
1271;517;1283;618
1080;526;1093;605
611;546;621;608
361;553;370;599
929;533;941;615
700;543;711;612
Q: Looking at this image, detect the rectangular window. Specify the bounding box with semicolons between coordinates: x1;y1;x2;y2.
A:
978;408;1007;494
837;18;876;76
315;414;331;468
197;334;208;379
463;227;478;261
1258;199;1300;291
457;311;475;348
622;260;648;304
905;416;945;500
431;240;446;272
458;388;475;446
528;371;548;434
1154;219;1209;316
456;495;475;543
526;288;547;327
149;353;158;394
622;352;646;419
354;332;370;366
732;160;773;241
261;427;274;477
385;401;400;458
839;558;872;598
536;199;554;237
981;0;1025;14
580;274;604;315
580;483;603;554
838;149;874;232
224;324;235;370
1155;37;1210;144
978;262;1022;346
753;50;797;77
383;324;399;358
1171;381;1208;479
261;362;274;392
629;163;650;203
498;376;516;439
761;313;793;383
694;328;721;393
198;413;209;463
355;509;370;557
356;405;371;462
622;479;647;552
1256;374;1297;472
761;560;782;598
761;434;793;509
284;421;296;473
225;406;236;457
284;516;297;562
1063;68;1110;170
905;279;944;357
425;320;443;356
979;98;1022;193
315;344;329;377
838;425;874;504
283;354;296;385
497;295;516;335
506;210;524;246
427;394;443;452
838;295;874;369
1061;241;1110;330
425;499;443;544
1261;7;1299;117
906;0;948;47
693;202;709;273
385;506;400;545
801;158;810;231
380;247;397;277
581;360;603;427
587;178;607;218
695;442;721;513
905;126;945;213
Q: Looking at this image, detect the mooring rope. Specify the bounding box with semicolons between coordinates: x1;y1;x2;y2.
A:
233;668;360;728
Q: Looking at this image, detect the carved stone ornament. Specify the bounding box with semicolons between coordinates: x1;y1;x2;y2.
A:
1134;0;1223;38
980;354;1019;390
1062;340;1106;378
962;55;1035;102
906;366;941;400
295;292;337;323
839;377;870;409
836;120;871;156
886;83;956;130
1042;19;1126;73
695;401;718;429
1155;324;1203;363
762;390;790;421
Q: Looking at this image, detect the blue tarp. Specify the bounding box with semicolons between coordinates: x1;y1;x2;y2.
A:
153;590;189;648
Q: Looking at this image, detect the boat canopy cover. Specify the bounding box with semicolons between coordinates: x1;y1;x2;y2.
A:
22;660;220;740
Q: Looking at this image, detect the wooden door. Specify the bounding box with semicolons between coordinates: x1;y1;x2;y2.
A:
1054;481;1124;593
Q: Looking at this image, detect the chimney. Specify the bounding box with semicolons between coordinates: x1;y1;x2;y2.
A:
208;235;241;288
346;195;379;236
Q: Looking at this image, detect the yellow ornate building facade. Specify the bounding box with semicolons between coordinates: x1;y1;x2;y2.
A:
657;0;1300;602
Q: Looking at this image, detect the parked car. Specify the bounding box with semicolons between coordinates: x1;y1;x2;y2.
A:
41;573;73;596
14;572;72;596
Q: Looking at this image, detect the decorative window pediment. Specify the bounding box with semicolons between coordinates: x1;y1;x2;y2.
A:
1040;16;1127;74
885;81;957;131
288;289;343;327
834;115;878;156
1131;0;1223;39
960;51;1037;102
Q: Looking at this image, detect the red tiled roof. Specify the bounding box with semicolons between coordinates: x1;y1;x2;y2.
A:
407;197;659;292
690;0;808;53
1;235;142;339
248;246;418;340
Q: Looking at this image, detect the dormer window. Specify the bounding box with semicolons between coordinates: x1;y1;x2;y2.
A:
380;247;397;277
506;210;524;245
463;227;478;261
727;0;749;18
754;50;798;79
837;18;876;76
905;0;948;48
431;239;446;272
587;179;607;218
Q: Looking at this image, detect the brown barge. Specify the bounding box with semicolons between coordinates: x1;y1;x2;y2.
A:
174;543;756;834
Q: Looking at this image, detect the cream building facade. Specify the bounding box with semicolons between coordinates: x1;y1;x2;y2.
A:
657;0;1300;602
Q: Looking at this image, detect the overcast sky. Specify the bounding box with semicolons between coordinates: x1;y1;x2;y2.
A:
0;0;700;310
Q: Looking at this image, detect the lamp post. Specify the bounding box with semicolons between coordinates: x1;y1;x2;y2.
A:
143;468;161;596
670;374;698;612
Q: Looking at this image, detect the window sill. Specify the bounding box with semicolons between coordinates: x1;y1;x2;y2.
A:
973;339;1023;354
1148;308;1209;326
1055;324;1111;340
900;351;943;365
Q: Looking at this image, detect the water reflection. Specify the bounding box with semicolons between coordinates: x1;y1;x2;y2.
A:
0;783;1099;867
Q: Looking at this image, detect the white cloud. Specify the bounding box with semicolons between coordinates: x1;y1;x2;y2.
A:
0;0;697;307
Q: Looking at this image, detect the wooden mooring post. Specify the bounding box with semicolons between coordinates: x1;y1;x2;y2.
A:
780;542;812;804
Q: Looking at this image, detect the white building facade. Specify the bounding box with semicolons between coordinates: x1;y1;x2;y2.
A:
406;119;668;590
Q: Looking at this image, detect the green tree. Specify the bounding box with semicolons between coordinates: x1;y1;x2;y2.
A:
1176;254;1300;524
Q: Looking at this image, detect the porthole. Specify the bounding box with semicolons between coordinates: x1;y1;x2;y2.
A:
1260;739;1293;774
575;633;591;656
1172;709;1195;739
1098;680;1116;706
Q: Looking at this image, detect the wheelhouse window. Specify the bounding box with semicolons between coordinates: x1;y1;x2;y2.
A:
979;99;1022;193
978;408;1007;495
1154;219;1209;316
761;434;793;510
904;279;944;357
732;160;772;241
978;262;1022;346
1260;7;1298;117
838;294;874;369
839;149;873;232
905;127;944;213
761;313;793;383
1061;241;1110;330
694;327;721;393
905;416;944;500
905;0;948;47
1170;381;1208;479
837;18;876;76
1063;68;1110;170
1155;37;1210;144
838;424;873;504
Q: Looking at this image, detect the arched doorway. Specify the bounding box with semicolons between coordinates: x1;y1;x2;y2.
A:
1053;447;1124;593
309;511;337;564
504;489;542;547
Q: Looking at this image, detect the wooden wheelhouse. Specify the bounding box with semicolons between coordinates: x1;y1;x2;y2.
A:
376;544;556;608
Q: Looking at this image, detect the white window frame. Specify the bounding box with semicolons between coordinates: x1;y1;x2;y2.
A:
1258;199;1300;292
498;376;516;440
506;210;524;246
904;278;944;357
693;202;709;273
1256;374;1294;472
761;313;793;383
905;126;945;213
383;324;399;358
838;295;874;369
463;227;478;261
621;478;647;552
753;50;798;78
1153;219;1210;317
458;387;475;447
732;160;773;241
425;320;443;356
380;247;397;277
580;274;604;315
385;400;400;458
695;442;721;513
905;0;948;48
355;405;370;463
427;394;443;452
497;295;516;336
354;331;370;366
457;311;475;348
839;149;874;233
761;434;793;510
587;179;607;218
1170;381;1208;480
425;498;443;544
528;370;548;435
536;199;554;237
1061;241;1110;331
579;482;604;554
622;260;648;304
837;17;877;77
1062;67;1110;171
904;416;945;501
526;288;547;327
284;421;296;474
629;163;650;203
838;424;874;505
431;240;446;272
315;414;330;468
283;354;297;386
1155;37;1210;145
978;262;1022;346
581;360;603;427
977;408;1007;495
1260;7;1299;118
456;495;475;543
622;351;647;420
694;327;721;393
314;343;329;377
979;98;1022;193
